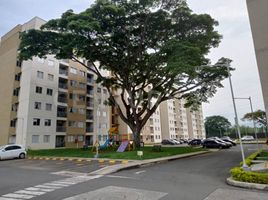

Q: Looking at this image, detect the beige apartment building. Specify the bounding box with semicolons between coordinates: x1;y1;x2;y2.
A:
247;0;268;117
0;17;110;149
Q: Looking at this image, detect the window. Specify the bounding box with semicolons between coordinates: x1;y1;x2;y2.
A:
70;67;77;74
36;86;42;94
67;135;74;142
79;108;85;114
43;135;50;143
68;121;76;127
79;95;85;101
77;122;84;128
10;119;17;127
79;70;86;77
33;118;40;126
48;74;54;81
44;119;51;126
16;60;22;67
79;82;86;89
48;60;54;66
37;71;44;79
34;102;41;110
78;135;84;142
97;87;101;93
47;88;53;96
46;103;52;111
32;135;39;143
13;88;20;96
70;80;77;87
15;73;21;81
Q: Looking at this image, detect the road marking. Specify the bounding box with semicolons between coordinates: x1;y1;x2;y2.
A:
2;193;34;199
25;187;54;192
35;184;61;189
122;160;128;164
15;190;45;196
135;170;146;174
0;197;22;200
106;175;137;179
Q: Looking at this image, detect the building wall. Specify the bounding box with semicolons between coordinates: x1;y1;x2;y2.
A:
247;0;268;117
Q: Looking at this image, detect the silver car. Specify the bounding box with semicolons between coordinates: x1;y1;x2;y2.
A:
0;144;27;160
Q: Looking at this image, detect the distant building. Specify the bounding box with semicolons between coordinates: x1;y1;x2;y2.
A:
247;0;268;117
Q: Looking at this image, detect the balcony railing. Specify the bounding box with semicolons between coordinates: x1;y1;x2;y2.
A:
86;127;94;132
87;78;94;84
59;82;68;89
56;126;66;132
86;115;94;120
58;97;67;103
59;69;68;76
57;111;67;118
87;102;94;107
87;90;94;95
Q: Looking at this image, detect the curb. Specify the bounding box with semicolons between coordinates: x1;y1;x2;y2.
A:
89;150;210;175
226;177;268;191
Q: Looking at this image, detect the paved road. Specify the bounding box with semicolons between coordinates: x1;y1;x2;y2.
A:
0;144;267;200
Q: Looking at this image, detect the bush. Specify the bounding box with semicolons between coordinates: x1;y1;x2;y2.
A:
240;151;260;167
230;167;268;184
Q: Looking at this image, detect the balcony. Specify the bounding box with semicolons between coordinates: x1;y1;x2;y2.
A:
59;82;68;89
86;127;94;132
87;101;94;107
86;114;94;120
87;89;94;95
56;126;66;132
59;69;68;76
58;97;67;103
57;111;67;118
87;78;94;84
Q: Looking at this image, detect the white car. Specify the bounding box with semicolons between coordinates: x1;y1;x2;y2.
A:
241;136;255;141
0;144;27;160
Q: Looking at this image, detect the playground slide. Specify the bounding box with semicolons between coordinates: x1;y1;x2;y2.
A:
117;141;129;152
99;139;111;150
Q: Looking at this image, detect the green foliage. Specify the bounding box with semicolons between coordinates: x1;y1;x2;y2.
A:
242;110;267;127
239;151;260;167
205;115;231;137
230;167;268;184
19;0;232;147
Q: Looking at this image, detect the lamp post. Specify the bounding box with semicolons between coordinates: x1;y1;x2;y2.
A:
226;63;248;170
234;97;259;150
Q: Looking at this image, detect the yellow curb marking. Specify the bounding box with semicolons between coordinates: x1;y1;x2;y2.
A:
76;159;82;162
28;157;32;160
33;157;37;160
109;160;116;164
122;160;128;164
60;158;65;161
45;158;50;160
39;157;43;160
99;159;105;163
266;162;268;168
52;158;57;160
68;158;74;161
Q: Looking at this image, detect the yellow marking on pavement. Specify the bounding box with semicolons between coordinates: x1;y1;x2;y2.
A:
68;158;74;161
45;158;50;160
60;158;65;161
99;159;105;163
76;159;82;162
122;160;128;164
28;157;32;160
109;160;116;164
39;157;44;160
33;157;38;160
266;162;268;168
52;157;57;160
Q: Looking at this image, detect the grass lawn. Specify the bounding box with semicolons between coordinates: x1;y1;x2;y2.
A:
28;146;204;160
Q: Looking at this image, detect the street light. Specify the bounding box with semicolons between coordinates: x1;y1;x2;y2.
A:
234;97;259;150
226;63;248;170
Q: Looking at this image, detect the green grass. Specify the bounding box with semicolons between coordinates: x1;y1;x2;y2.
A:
28;146;204;160
259;151;268;158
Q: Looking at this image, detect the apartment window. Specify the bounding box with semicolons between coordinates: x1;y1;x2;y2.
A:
46;103;52;111
10;119;17;127
32;135;39;143
79;82;86;89
15;73;21;81
47;88;53;96
70;80;77;87
79;70;86;77
48;74;54;81
16;60;22;67
69;107;78;113
11;103;18;112
13;88;20;96
79;108;85;114
67;135;74;142
43;135;50;143
34;102;41;110
48;60;54;67
78;135;84;142
33;118;40;126
97;87;101;93
70;67;77;74
37;71;44;79
68;121;76;127
44;119;51;126
36;86;42;94
79;95;85;101
77;122;84;128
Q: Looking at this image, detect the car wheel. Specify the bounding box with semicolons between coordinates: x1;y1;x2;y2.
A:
19;153;26;159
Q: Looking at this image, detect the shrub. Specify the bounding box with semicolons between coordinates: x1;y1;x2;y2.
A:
240;151;260;167
230;167;268;184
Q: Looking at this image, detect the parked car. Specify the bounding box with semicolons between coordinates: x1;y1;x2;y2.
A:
221;137;236;146
207;137;233;148
0;144;26;160
171;139;182;145
202;139;229;149
188;139;202;146
241;135;255;141
161;139;176;145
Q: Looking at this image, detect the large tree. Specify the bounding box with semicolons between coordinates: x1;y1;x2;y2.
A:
205;115;231;138
19;0;231;147
242;110;267;127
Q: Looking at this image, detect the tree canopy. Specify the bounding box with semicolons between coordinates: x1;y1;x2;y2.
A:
205;115;231;137
242;110;267;127
19;0;232;146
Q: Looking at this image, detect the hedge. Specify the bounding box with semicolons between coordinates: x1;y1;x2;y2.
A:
240;151;260;167
230;167;268;184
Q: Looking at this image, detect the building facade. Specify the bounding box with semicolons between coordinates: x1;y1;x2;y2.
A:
0;17;110;149
247;0;268;118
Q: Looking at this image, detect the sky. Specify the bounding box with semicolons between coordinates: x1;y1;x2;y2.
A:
0;0;264;125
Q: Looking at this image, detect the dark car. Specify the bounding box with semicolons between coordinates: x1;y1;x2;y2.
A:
161;139;176;145
202;139;229;149
188;139;202;146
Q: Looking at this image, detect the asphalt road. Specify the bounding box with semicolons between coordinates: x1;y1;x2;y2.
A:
0;144;267;200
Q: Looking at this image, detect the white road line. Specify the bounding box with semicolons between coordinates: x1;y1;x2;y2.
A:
25;187;54;192
34;184;61;189
43;183;69;187
135;170;146;174
2;193;34;199
15;190;45;196
52;181;76;185
0;197;22;200
106;175;137;179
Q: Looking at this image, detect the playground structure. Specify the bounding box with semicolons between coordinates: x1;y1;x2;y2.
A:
92;126;134;152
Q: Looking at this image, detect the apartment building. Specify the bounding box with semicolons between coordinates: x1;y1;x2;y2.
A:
0;17;110;149
247;0;268;117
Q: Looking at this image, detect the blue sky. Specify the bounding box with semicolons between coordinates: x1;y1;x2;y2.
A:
0;0;264;125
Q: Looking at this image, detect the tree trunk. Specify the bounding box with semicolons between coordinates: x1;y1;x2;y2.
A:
133;129;141;149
